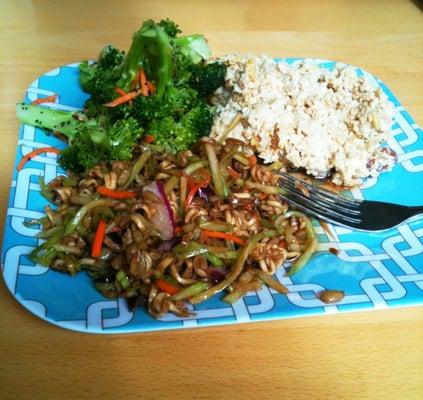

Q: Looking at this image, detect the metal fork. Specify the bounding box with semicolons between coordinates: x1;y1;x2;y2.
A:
278;173;423;231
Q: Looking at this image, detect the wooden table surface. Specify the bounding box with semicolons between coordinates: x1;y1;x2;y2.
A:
1;1;422;399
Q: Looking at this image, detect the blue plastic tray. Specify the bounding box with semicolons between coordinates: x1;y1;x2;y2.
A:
2;59;423;333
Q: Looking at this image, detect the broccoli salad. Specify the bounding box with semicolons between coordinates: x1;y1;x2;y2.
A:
17;19;226;173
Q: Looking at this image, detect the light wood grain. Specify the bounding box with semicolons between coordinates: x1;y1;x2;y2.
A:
1;1;422;399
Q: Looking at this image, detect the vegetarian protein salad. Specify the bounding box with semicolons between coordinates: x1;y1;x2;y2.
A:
211;54;396;186
16;19;394;318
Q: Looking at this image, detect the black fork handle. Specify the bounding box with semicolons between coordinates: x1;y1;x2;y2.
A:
363;202;423;231
408;206;423;217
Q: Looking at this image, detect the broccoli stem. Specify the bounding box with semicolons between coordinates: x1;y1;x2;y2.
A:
16;103;80;139
118;20;173;98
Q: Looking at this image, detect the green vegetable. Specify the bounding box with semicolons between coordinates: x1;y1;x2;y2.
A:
204;139;229;198
183;160;209;175
62;254;82;275
199;221;234;232
254;269;288;294
38;177;54;202
164;176;179;194
61;117;142;172
30;226;65;266
79;44;125;104
16;103;81;136
17;104;142;173
158;18;182;37
170;282;211;301
173;242;208;260
204;253;224;268
260;218;274;229
118;20;173;98
95;281;118;298
121;148;151;189
116;270;130;290
36;225;62;239
188;62;226;97
65;199;116;236
222;281;262;304
172;242;225;267
245;180;286;195
148;102;213;153
23;217;49;227
30;247;58;267
130;87;199;125
172;35;211;64
16;19;227;171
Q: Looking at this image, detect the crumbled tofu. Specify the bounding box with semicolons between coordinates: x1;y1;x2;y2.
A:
210;54;396;186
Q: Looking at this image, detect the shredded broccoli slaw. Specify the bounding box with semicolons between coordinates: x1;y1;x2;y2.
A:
27;139;316;318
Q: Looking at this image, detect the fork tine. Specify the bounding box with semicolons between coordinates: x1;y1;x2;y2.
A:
278;191;362;225
280;179;361;216
280;173;361;209
278;194;362;229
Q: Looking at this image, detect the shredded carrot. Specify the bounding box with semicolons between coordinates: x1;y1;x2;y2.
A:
97;186;136;199
199;230;208;243
248;155;257;167
174;226;183;234
186;169;211;188
17;147;61;171
31;94;57;105
104;90;141;107
146;80;156;94
91;219;106;258
200;230;247;246
226;166;241;179
155;279;179;295
139;69;149;96
115;87;128;96
144;135;155;144
185;169;211;208
185;186;200;208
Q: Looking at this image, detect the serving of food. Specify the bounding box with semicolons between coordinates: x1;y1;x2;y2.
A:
210;54;396;186
2;19;422;332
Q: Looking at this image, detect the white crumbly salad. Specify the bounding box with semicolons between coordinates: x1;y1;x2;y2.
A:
210;54;396;186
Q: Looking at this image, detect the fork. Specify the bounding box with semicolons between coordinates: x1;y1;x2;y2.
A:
278;173;423;231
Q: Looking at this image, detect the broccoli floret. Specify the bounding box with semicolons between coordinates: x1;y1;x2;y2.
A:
162;87;199;117
60;117;143;171
107;118;142;160
181;101;214;136
158;19;182;37
129;86;198;125
117;20;173;97
59;130;105;173
128;95;160;125
188;61;226;97
147;101;213;153
118;20;212;97
172;35;211;65
148;116;198;153
79;45;124;104
17;104;142;173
